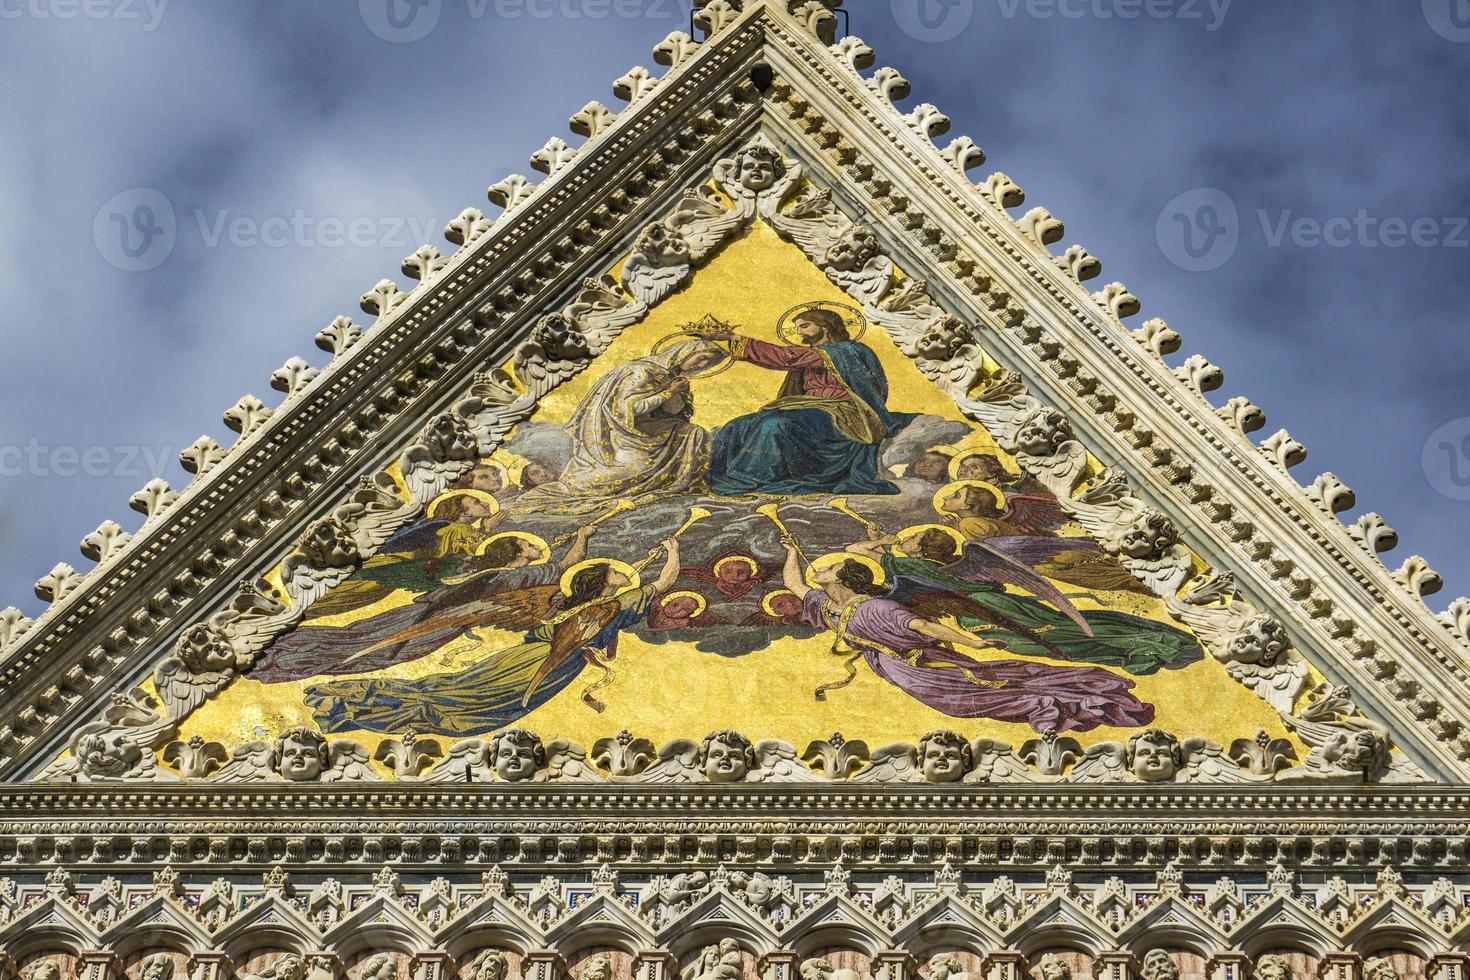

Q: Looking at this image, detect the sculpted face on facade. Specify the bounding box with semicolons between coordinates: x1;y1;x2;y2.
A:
273;727;330;782
1140;952;1178;980
141;955;176;980
1127;729;1183;783
176;622;243;674
1226;616;1292;668
72;723;144;779
299;516;363;570
927;954;965;980
1253;957;1292;980
1118;512;1182;562
1010;408;1074;458
491;728;546;782
1035;955;1071;980
918;730;973;783
701;729;756;783
731;144;785;193
471;952;509;980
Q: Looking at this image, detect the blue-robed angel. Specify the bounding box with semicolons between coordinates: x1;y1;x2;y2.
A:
301;538;684;737
706;306;918;496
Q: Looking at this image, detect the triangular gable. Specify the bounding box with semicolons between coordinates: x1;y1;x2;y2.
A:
1;0;1465;788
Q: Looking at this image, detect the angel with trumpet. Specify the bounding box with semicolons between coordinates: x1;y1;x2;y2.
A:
302;507;712;736
758;504;1156;734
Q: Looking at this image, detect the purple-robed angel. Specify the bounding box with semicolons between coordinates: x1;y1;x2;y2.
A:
779;540;1154;734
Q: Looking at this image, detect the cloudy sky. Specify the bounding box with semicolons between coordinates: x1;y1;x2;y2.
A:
0;0;1466;619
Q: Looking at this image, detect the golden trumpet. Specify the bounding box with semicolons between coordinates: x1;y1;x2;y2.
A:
757;502;809;563
827;496;882;539
550;498;635;549
633;506;712;572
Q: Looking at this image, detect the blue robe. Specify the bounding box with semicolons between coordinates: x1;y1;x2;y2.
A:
709;340;918;496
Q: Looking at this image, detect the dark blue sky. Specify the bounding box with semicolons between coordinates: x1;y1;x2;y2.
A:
0;0;1466;618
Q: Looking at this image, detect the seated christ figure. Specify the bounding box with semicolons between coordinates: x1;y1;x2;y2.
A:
707;306;918;496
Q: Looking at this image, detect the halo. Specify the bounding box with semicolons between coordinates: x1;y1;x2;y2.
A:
559;558;641;597
761;588;799;616
933;480;1006;515
712;554;759;578
776;300;867;344
659;590;708;617
947;449;1012;482
893;523;968;558
805;551;887;590
475;531;551;565
427;488;502;519
650;332;734;379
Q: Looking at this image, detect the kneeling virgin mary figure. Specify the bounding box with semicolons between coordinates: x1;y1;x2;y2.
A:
514;338;726;515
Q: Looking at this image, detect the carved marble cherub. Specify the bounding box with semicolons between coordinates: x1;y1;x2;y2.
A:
426;729;600;783
855;731;1035;784
769;187;893;304
358;955;399;980
1067;728;1262;785
1140;952;1178;980
1253;956;1292;980
469;950;510;980
713;139;796;216
683;941;743;980
400;410;482;504
926;954;967;980
215;726;380;783
40;719;171;782
240;956;306;980
641;730;822;783
1034;958;1071;980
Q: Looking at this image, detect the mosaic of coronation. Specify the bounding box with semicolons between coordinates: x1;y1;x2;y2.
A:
244;298;1210;746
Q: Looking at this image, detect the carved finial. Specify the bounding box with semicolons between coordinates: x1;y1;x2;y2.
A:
1440;597;1470;645
1019;207;1065;248
652;31;699;70
128;478;179;523
1266;862;1297;897
824;861;852;896
359;279;408;319
692;0;738;37
1306;472;1355;513
1174;354;1224;394
444;208;495;248
1155;862;1185;896
401;244;447;282
35;563;82;604
1093;281;1142;320
982;172;1024;209
1045;864;1075;896
262;865;291;896
1217;396;1266;436
569;101;616;139
831;36;875;72
612;66;657;104
223;395;274;438
270;356;320;398
869;66;911;105
941;135;986;175
1394;556;1444;598
179;436;227;477
904;103;951;141
0;607;33;650
488;175;535;213
1260;429;1307;470
1350;513;1398;554
81;521;132;564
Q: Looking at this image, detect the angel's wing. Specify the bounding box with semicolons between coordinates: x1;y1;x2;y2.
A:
1227;653;1309;715
1022;441;1090;497
542;739;605;783
888;575;1070;660
749;740;825;783
620;252;688;307
1180;738;1267;785
324;739;381;783
214;741;276;783
668;185;745;263
851;742;922;783
153;657;234;723
828;257;895;307
966;738;1037;784
999;494;1067;534
38;755;81;782
1063;743;1129;784
638;739;703;783
354;583;561;661
424;739;493;783
523;599;625;705
946;542;1093;635
769;188;852;260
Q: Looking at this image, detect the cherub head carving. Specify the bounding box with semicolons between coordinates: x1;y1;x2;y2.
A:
24;963;62;980
1126;729;1183;783
701;729;756;783
1118;512;1182;561
1317;728;1389;777
732;144;786;193
1010;409;1074;458
140;955;176;980
927;954;965;980
359;955;398;980
72;722;144;779
1140;952;1178;980
1034;956;1071;980
914;315;973;363
799;962;835;980
1253;957;1292;980
918;730;973;783
490;727;546;782
1362;960;1399;980
273;727;330;782
298;516;361;570
470;951;509;980
423;411;480;464
634;222;690;267
528;312;592;364
1225;616;1291;668
824;228;882;273
582;956;613;980
175;622;241;674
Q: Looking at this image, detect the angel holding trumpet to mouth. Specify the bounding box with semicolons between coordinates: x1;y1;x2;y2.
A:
303;506;711;737
758;504;1156;734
